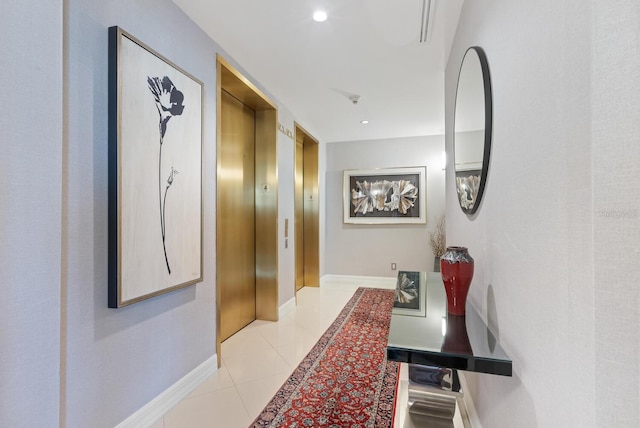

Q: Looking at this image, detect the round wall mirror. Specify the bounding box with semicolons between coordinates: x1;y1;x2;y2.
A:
453;46;492;215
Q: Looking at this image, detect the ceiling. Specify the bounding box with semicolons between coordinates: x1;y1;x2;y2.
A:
171;0;464;143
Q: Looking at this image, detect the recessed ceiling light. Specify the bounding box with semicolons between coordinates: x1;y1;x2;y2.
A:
313;11;327;22
360;120;369;124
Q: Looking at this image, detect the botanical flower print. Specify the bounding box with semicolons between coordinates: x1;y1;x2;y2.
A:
148;76;185;274
148;76;185;137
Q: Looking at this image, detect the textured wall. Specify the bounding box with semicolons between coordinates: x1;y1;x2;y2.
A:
446;0;639;427
0;1;63;426
591;2;640;425
64;1;217;425
324;136;445;277
63;0;295;426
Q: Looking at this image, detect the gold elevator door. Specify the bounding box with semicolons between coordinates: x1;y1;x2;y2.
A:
219;90;256;341
294;126;319;290
294;135;305;291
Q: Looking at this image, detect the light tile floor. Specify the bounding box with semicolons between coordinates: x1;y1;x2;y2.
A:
150;281;467;428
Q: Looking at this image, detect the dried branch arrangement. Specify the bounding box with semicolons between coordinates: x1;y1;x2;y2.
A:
429;214;446;257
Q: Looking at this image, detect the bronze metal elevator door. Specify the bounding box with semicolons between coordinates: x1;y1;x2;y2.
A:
219;90;256;341
294;135;305;291
294;127;319;290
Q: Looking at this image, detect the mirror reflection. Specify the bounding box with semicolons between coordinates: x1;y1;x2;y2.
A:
453;47;492;215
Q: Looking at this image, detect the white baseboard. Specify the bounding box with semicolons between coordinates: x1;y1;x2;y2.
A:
115;354;218;428
458;371;483;428
279;297;296;318
320;274;396;289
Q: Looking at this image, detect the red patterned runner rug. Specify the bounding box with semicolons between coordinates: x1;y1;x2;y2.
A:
251;287;399;427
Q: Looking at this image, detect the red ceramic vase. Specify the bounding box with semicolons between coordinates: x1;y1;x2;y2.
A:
441;314;472;355
440;246;474;315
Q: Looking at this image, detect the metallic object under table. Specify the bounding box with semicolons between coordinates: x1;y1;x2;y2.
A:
408;365;461;421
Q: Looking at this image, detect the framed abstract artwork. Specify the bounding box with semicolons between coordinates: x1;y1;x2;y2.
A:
343;166;426;224
108;27;203;308
455;168;482;212
393;271;427;317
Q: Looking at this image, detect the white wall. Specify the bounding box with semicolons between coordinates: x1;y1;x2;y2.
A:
0;1;63;426
446;1;639;427
454;130;484;168
324;136;445;277
277;111;296;306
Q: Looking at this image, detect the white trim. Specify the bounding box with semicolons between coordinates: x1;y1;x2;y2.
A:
115;354;218;428
279;297;296;318
458;371;483;428
320;274;396;289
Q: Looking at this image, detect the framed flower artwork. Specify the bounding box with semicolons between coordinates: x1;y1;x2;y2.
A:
343;166;426;224
108;27;203;308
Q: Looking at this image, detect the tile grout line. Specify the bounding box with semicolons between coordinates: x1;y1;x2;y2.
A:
231;309;303;421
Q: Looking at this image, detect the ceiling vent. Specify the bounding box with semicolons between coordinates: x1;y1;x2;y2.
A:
419;0;435;44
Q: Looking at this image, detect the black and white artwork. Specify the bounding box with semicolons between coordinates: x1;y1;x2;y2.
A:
148;76;184;274
108;27;203;308
343;167;426;224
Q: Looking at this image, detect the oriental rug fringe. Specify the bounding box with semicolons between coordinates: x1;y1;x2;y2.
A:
250;287;399;428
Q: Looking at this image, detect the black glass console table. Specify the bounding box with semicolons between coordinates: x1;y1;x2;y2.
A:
387;272;512;424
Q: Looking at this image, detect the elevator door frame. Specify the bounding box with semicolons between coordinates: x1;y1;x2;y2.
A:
216;55;278;367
